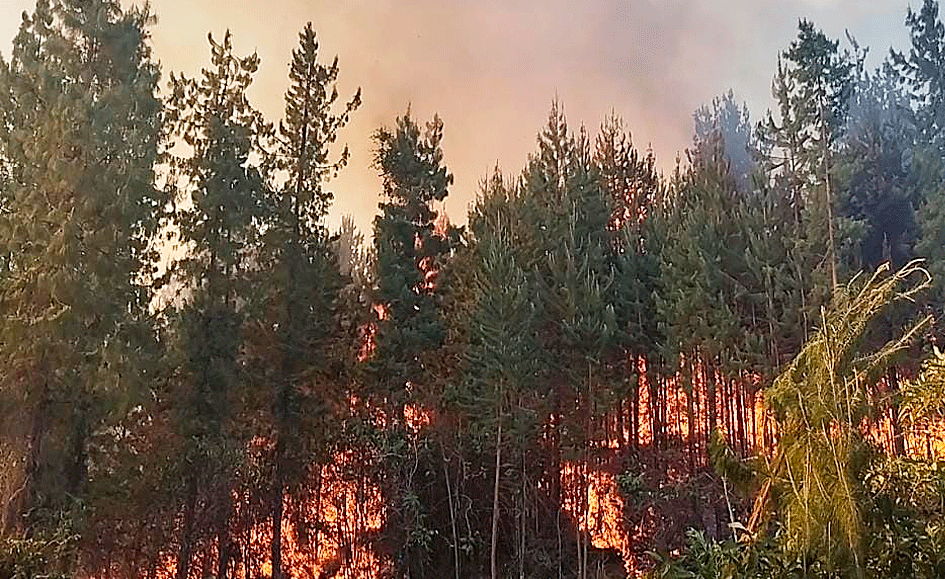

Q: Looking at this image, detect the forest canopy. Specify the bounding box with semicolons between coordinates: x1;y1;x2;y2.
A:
2;1;945;579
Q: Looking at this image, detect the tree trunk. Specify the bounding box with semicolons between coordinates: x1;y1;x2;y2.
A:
491;415;503;579
737;379;747;455
648;368;661;463
66;396;89;501
271;451;284;579
820;99;838;291
888;369;906;456
175;474;197;579
686;384;696;475
314;466;323;565
442;442;460;579
216;488;234;579
707;362;717;441
216;528;231;579
631;359;640;452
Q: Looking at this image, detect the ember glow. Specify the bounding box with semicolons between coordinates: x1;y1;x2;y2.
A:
152;453;387;579
561;462;638;576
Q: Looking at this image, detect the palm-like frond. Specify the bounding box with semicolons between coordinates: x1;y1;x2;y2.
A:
760;261;932;576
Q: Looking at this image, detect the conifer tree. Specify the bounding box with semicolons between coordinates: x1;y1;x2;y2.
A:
891;0;945;153
371;111;453;415
464;181;539;579
0;0;165;555
759;20;860;337
838;67;918;272
519;103;613;577
659;133;742;454
256;23;360;579
164;30;270;579
893;0;945;339
595;115;663;454
370;110;455;576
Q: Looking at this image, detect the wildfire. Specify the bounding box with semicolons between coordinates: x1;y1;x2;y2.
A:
264;452;386;579
357;304;388;362
561;462;640;577
153;450;387;579
139;355;945;579
404;401;431;432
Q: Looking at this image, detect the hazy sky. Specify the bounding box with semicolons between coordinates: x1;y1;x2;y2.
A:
0;0;922;236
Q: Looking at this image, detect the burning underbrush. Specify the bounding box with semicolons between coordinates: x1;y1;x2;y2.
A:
80;367;945;579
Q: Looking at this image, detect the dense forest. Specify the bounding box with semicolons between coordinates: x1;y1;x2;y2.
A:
3;1;945;578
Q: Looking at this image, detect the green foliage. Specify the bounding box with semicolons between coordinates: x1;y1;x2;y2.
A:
164;27;270;452
863;458;945;579
162;29;274;578
759;19;864;333
371;110;455;411
0;0;166;542
657;262;943;579
890;0;945;151
259;16;360;492
836;67;918;271
0;513;77;579
709;430;756;497
465;174;539;410
900;347;945;424
5;3;945;579
276;22;361;227
766;262;932;574
599;115;663;363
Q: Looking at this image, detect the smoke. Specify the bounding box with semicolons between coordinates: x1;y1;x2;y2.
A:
0;0;916;235
693;90;755;190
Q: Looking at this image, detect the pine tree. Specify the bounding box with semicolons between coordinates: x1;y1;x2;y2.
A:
464;179;539;579
370;110;455;576
254;23;360;579
164;30;271;579
890;0;945;153
893;0;945;341
0;0;165;557
595;114;663;456
759;20;861;342
371;111;453;415
838;67;918;272
518;102;613;578
659;132;742;461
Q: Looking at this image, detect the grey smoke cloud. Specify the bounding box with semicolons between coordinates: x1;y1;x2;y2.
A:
0;0;915;236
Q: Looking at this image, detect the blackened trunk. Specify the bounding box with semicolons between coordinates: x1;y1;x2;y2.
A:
707;363;717;440
67;399;89;499
491;417;502;579
686;385;696;475
888;369;906;456
271;448;285;579
216;502;232;579
175;475;197;579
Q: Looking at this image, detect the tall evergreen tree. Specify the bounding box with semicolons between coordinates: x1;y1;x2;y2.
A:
518;103;613;578
164;30;271;579
464;182;539;579
759;20;860;340
371;111;453;416
893;0;945;340
595;114;663;459
370;110;455;577
257;22;360;579
838;67;918;271
891;0;945;153
0;0;165;558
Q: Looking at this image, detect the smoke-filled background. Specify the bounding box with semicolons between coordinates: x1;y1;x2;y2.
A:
0;0;913;235
6;1;945;578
